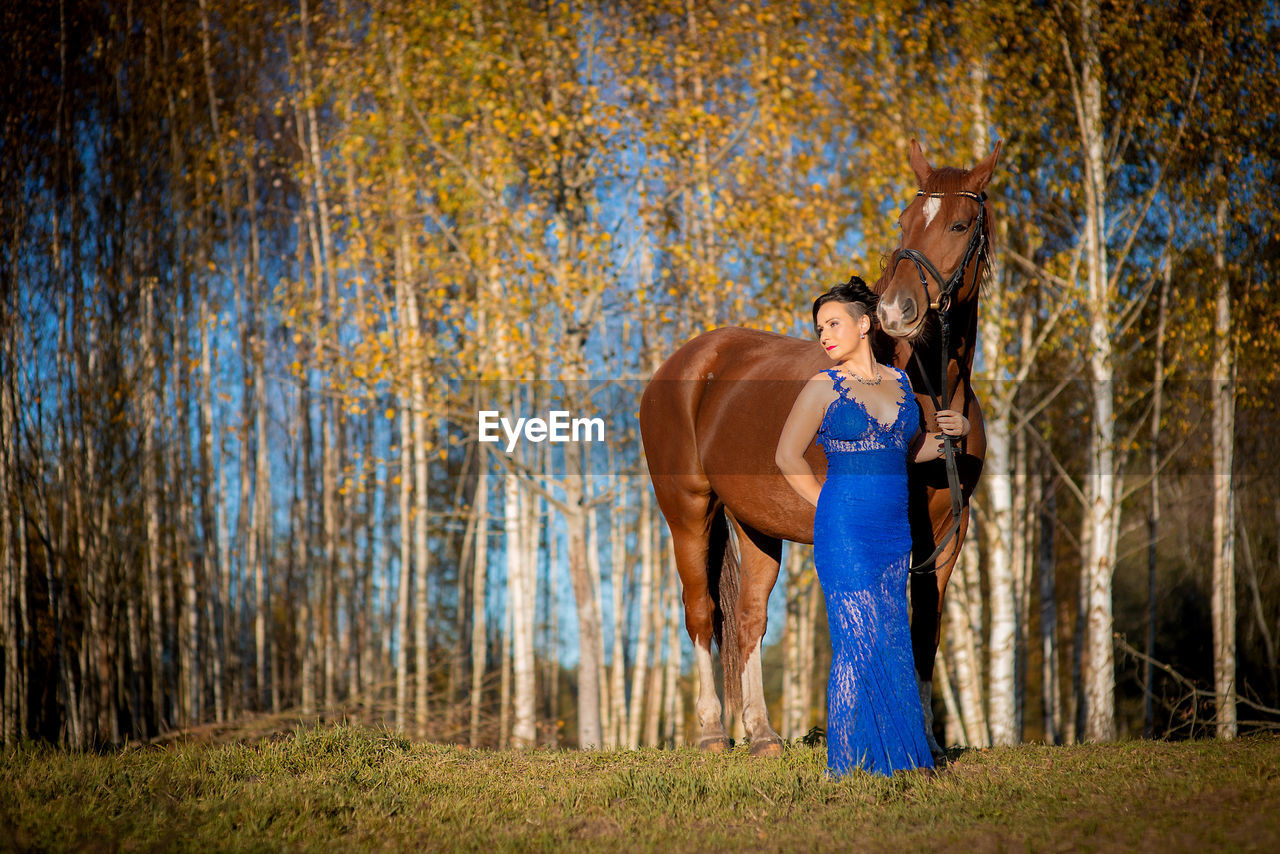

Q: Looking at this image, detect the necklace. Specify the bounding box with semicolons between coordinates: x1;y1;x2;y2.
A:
842;367;882;386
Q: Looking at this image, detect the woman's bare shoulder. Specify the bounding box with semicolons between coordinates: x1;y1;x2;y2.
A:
795;370;838;407
807;369;836;386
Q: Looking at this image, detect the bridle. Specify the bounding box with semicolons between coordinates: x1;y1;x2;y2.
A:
890;189;988;575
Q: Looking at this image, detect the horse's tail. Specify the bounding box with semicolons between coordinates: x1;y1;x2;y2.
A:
709;506;743;713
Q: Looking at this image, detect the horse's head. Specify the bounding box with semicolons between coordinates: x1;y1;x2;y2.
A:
876;139;1001;341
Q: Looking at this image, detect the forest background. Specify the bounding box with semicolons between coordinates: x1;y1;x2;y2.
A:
2;0;1278;753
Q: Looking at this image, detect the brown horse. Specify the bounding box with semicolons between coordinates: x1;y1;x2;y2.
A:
639;140;1000;755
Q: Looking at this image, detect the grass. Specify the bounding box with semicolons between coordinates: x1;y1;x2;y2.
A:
2;725;1278;852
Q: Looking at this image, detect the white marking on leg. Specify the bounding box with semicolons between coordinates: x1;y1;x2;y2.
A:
695;643;724;734
741;640;780;744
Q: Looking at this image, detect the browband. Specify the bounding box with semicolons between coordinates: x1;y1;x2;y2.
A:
916;190;986;202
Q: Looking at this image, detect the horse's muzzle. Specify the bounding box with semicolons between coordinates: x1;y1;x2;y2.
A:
877;294;923;339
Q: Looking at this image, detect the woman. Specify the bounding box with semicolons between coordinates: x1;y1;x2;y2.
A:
774;277;969;778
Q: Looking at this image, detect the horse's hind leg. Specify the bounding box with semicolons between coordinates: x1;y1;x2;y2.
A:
676;526;733;751
727;514;784;757
657;480;732;751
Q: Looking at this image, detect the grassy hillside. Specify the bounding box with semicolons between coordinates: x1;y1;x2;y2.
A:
2;725;1277;852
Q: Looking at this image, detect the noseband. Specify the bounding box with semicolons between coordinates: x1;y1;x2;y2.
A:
891;189;988;575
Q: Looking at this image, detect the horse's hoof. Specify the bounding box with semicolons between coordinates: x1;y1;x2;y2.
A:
698;736;732;752
749;738;784;758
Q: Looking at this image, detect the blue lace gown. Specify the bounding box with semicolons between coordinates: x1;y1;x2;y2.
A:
813;366;934;777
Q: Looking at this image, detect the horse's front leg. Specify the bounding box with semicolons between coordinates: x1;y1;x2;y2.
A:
729;517;784;757
911;505;969;759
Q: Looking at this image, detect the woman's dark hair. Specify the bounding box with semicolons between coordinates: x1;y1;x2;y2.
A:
812;275;878;336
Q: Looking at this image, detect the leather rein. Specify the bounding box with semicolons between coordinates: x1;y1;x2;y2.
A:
891;189;987;575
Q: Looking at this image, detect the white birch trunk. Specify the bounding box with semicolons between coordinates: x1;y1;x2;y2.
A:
1015;408;1033;740
945;535;990;746
295;0;340;715
1211;189;1237;739
470;470;489;746
937;648;965;747
173;284;200;728
395;402;412;730
969;51;1018;746
381;459;398;706
781;546;812;741
357;414;376;706
249;170;273;713
412;362;430;736
1146;247;1171;737
390;92;413;730
250;305;270;710
587;502;610;743
140;275;166;732
627;485;655;748
1039;475;1061;744
564;498;603;746
499;587;512;747
198;281;225;723
543;492;561;748
609;486;629;748
981;367;1017;746
643;611;664;747
200;0;242;723
642;529;666;746
508;467;537;748
1078;0;1118;742
217;347;236;721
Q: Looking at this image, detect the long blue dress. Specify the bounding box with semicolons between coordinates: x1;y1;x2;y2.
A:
813;366;935;777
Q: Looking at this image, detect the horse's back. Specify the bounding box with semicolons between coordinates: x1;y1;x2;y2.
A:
640;327;828;542
640;326;821;471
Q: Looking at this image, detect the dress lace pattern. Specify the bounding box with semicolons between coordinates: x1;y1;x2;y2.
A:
816;369;913;455
812;366;934;777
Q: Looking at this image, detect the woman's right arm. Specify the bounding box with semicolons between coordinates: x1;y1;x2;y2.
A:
774;376;831;508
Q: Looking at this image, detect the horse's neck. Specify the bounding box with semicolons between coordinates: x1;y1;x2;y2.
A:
899;301;978;393
951;300;979;378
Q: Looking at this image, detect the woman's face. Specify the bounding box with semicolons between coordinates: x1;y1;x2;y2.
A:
816;301;867;363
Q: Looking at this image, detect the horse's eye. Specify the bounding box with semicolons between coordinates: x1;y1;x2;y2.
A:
950;222;968;233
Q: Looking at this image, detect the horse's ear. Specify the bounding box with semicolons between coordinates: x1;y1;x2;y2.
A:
967;140;1002;192
909;139;933;187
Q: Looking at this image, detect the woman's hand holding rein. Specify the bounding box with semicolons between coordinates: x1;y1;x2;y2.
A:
912;408;968;463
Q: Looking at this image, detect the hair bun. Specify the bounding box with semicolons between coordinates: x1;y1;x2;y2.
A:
837;275;878;309
812;275;878;332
